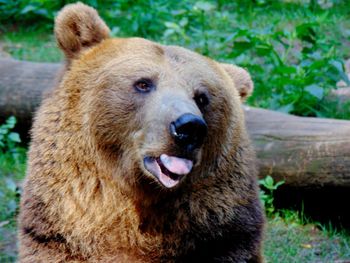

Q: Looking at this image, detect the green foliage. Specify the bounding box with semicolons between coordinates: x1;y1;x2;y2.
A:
0;117;26;225
259;175;284;216
228;22;350;117
0;116;21;155
0;0;98;26
0;117;26;261
206;1;350;117
0;0;56;25
1;29;62;62
102;0;350;118
1;0;349;119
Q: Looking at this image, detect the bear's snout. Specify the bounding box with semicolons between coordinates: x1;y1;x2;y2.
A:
170;113;207;153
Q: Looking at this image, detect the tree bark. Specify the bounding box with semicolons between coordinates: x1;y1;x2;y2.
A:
245;106;350;187
0;58;62;140
1;58;350;187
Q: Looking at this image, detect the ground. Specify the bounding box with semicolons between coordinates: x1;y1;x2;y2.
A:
265;216;350;262
2;206;350;262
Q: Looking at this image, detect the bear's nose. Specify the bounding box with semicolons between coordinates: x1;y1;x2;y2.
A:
170;113;207;152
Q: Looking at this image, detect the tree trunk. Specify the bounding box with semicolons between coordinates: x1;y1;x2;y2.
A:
1;58;350;187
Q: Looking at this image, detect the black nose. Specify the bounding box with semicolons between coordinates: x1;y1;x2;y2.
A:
170;113;207;152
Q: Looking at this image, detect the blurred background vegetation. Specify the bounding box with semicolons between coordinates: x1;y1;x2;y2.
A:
1;0;350;118
1;0;350;262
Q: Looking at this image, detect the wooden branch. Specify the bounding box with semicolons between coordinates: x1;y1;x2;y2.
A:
1;58;350;187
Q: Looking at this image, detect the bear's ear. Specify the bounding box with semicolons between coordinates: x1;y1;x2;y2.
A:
54;2;110;60
220;63;254;102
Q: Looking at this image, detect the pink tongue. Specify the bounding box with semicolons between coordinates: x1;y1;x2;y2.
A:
160;154;193;175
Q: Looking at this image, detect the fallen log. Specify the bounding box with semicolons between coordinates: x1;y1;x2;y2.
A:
0;58;62;140
245;106;350;187
1;58;350;187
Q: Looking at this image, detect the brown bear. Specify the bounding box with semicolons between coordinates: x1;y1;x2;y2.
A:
18;2;264;262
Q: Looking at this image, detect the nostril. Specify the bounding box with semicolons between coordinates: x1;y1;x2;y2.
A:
170;122;178;138
170;113;207;151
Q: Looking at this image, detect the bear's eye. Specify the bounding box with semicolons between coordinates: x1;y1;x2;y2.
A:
194;92;209;109
134;78;155;93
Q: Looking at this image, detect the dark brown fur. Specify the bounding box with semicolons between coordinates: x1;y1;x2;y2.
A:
18;3;265;262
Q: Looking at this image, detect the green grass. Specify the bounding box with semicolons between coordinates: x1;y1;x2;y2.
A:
0;28;62;62
265;215;350;262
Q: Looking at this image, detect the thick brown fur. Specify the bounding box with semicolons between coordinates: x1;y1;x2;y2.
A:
18;3;265;262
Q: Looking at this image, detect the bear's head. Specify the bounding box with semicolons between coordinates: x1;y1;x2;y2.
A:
54;3;253;190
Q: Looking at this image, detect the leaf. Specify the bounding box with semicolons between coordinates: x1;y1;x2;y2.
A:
308;59;326;71
264;175;274;189
34;8;49;18
193;1;215;12
7;200;17;213
330;60;350;85
0;221;9;228
278;103;294;113
164;21;180;30
20;5;38;15
330;60;343;72
5;116;16;129
8;132;21;143
232;40;254;54
163;28;175;38
110;26;120;37
179;17;188;27
276;66;297;74
85;0;98;8
256;43;273;56
296;22;316;44
5;178;17;192
305;84;324;99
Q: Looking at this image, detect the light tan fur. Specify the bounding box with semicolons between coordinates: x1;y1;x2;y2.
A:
55;2;110;60
19;3;264;262
220;63;254;101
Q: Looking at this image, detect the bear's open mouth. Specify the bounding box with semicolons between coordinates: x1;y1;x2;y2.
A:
143;154;193;188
